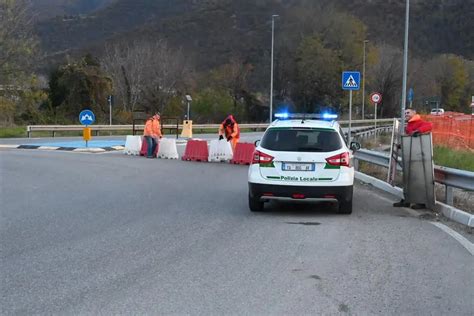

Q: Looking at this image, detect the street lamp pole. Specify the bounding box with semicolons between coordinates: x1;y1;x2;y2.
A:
269;14;279;123
401;0;410;133
362;40;369;120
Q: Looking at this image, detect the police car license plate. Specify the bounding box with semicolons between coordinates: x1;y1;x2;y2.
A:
282;163;315;171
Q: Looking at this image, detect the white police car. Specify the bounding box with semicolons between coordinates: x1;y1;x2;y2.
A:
248;113;360;214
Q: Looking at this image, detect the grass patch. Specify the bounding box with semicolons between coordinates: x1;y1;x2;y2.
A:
0;126;26;138
433;146;474;171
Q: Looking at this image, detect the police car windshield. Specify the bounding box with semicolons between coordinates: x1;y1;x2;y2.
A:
261;128;342;152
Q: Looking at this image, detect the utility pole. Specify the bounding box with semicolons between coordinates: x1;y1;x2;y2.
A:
401;0;410;132
269;14;279;123
362;40;369;119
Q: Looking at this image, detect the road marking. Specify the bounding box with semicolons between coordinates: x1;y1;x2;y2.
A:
431;222;474;256
38;146;60;150
0;144;19;148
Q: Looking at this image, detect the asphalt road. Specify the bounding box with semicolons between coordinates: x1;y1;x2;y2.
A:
1;148;473;315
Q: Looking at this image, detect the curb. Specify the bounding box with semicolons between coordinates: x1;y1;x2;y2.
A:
355;171;474;228
0;144;125;153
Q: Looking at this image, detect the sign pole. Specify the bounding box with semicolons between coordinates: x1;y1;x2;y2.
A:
108;96;112;125
349;90;352;144
374;102;378;143
342;71;360;144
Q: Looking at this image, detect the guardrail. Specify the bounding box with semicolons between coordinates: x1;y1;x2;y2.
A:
26;119;395;138
26;123;270;137
354;149;474;205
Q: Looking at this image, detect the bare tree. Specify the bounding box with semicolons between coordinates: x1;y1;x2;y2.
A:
0;0;37;81
367;44;403;117
101;40;190;114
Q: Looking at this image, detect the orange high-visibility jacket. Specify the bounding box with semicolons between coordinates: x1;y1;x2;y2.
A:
144;118;162;138
219;115;240;149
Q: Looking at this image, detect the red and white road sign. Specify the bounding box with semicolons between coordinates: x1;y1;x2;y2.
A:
370;92;382;104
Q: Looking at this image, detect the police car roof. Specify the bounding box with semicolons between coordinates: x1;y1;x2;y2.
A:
269;119;338;129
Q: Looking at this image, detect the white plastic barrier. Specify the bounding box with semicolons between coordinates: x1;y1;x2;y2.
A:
208;139;233;162
124;135;142;155
157;138;179;159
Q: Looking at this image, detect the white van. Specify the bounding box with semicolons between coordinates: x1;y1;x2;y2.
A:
430;108;445;115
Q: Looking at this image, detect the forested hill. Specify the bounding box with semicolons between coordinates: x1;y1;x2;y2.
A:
35;0;473;61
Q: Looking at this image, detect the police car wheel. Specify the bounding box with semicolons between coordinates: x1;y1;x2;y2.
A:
248;194;264;212
338;199;353;214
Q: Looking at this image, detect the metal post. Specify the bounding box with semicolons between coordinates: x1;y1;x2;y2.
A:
374;102;378;143
445;186;453;206
269;14;278;123
362;40;368;119
349;90;353;144
400;0;410;133
187;101;190;120
109;96;112;125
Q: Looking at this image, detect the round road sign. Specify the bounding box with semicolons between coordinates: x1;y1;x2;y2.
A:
370;92;382;104
79;109;95;126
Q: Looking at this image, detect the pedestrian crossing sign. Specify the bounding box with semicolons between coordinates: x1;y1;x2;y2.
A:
342;71;360;91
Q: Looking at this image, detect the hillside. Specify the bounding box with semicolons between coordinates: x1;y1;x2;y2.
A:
35;0;473;62
31;0;116;21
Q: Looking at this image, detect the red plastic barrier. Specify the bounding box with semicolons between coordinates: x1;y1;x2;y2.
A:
140;137;159;157
230;142;256;165
182;140;209;162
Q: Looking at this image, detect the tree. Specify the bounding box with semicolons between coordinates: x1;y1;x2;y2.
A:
367;44;403;117
0;0;37;81
48;55;113;122
101;40;190;114
431;55;470;112
203;58;255;120
293;36;342;112
192;88;234;123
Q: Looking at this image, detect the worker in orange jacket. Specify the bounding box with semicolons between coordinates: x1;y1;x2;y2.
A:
219;114;240;151
143;113;162;158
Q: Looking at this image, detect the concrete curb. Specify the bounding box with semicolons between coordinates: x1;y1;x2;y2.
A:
355;171;474;228
435;203;474;228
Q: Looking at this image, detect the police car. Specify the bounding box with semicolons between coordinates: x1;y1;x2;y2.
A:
248;113;360;214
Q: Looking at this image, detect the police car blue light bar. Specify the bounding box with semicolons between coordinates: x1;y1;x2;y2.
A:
274;112;289;119
274;113;338;120
322;113;338;119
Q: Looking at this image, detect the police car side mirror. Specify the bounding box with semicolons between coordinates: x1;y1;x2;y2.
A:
254;140;261;146
350;141;361;151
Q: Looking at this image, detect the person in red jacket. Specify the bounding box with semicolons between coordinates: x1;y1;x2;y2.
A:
404;108;433;136
393;108;433;209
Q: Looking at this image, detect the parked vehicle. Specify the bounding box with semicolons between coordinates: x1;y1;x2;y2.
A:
430;108;445;115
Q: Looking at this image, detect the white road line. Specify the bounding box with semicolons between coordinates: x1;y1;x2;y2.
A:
38;146;60;150
431;222;474;256
0;144;19;148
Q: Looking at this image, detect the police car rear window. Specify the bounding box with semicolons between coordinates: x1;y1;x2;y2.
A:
261;128;342;152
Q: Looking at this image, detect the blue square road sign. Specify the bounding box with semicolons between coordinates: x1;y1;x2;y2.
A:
342;71;361;91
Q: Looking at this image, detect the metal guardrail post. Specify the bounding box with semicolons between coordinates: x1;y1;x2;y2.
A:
445;186;454;206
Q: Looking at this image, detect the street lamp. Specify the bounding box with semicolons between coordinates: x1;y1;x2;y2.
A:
269;14;279;123
185;94;192;119
362;40;369;119
400;0;410;132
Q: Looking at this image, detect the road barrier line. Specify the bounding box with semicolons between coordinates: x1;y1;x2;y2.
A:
431;222;474;256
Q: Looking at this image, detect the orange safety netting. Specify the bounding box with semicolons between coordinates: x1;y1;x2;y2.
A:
422;112;474;151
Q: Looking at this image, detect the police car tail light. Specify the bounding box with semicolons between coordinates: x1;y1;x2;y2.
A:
325;152;350;167
292;193;305;199
252;150;274;164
